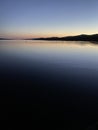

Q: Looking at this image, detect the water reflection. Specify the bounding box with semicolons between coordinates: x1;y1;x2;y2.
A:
0;40;98;129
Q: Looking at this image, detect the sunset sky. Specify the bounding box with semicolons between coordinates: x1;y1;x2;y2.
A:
0;0;98;39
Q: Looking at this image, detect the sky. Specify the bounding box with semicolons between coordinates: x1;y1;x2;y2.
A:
0;0;98;39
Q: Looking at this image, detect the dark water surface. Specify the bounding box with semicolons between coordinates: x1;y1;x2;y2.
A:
0;40;98;129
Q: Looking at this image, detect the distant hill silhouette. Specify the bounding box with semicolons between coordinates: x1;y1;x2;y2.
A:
32;34;98;41
0;38;12;40
1;34;98;41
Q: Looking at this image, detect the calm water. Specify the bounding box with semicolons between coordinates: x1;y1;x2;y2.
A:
0;40;98;129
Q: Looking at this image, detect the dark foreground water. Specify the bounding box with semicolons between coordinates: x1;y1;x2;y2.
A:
0;40;98;129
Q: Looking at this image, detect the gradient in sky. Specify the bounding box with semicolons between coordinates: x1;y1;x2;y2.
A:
0;0;98;39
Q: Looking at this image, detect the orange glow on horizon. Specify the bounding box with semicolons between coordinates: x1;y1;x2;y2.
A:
0;32;78;39
0;31;98;39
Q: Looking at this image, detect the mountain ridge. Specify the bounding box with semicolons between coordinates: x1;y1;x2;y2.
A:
32;34;98;41
0;34;98;41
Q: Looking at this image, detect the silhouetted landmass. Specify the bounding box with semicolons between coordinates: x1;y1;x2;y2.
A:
32;34;98;41
1;34;98;42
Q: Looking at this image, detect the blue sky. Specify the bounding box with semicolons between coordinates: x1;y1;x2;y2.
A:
0;0;98;39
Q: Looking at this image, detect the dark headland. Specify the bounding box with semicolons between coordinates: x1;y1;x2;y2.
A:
0;38;13;40
29;34;98;42
1;34;98;42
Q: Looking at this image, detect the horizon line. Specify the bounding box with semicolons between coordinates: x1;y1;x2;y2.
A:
0;33;98;40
